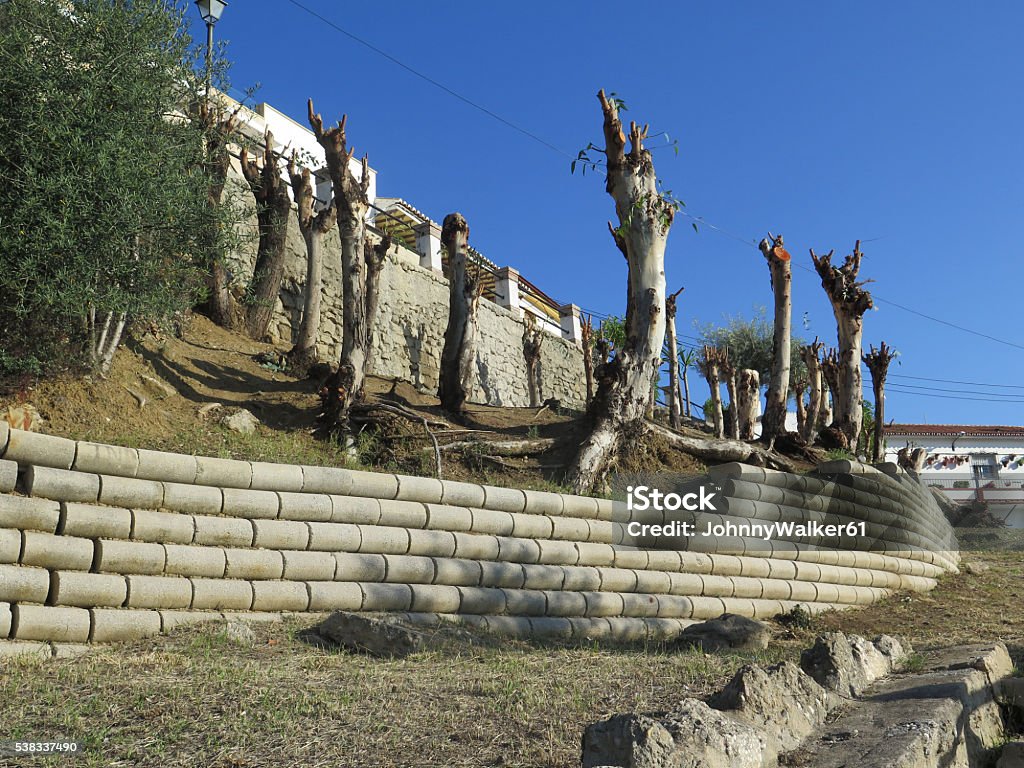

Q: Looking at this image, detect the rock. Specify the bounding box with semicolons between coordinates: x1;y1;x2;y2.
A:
225;621;256;646
223;409;260;435
964;561;990;575
998;742;1024;768
315;612;423;658
800;632;908;697
198;402;223;420
708;661;837;754
675;613;770;653
5;404;42;432
582;700;767;768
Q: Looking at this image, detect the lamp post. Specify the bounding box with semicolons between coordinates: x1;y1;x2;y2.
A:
194;0;227;102
951;430;966;453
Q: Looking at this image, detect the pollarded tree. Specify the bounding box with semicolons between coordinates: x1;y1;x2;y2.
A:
820;348;841;439
308;101;387;438
286;152;337;375
239;132;292;341
664;286;685;429
719;352;740;439
580;312;596;408
698;345;726;439
863;341;897;462
522;312;544;408
564;90;678;493
437;213;480;413
679;347;695;419
811;241;874;451
799;338;825;444
793;374;809;436
758;233;793;444
736;368;760;440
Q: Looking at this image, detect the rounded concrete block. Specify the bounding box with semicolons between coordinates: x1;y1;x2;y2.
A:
406;529;457;558
409;584;462;613
439;481;486;509
0;495;60;533
4;429;76;470
159;609;223;633
432;557;482;587
536;539;579;566
561;566;602;592
521;489;563;517
469;508;515;536
0;602;10;638
89;608;162;642
359;582;413;611
425;504;474;532
307;581;363;611
542;590;587;617
193;516;254;548
224;549;284;580
585;520;616;545
94;540;166;575
481;485;527;514
620;592;660;618
160;483;223;518
60;502;131;540
666;572;704;597
478;615;533;638
559;494;600;520
220;488;280;520
251;581;309;612
278;492;333;522
452;532;500;561
727;577;765;600
164;544;225;578
520;564;564;591
757;578;792;601
597;567;638;594
550;516;593;543
382;555;435;584
594;499;616;522
496;537;540;564
707;554;745;577
135;449;197;484
125;575;192;609
131;509;195;545
252;519;310;551
611;549;648;570
249;461;304;492
0;564;52;603
457;586;506;615
584;591;626;617
0;530;20;564
528;616;574;638
12;605;90;642
509;512;554;540
575;542;616;567
308;522;362;552
190;578;253;610
502;588;547;616
73;442;139;477
301;465;355;495
356;525;409;555
700;574;736;598
788;580;818;602
50;571;127;608
644;551;683;572
377;499;428;529
282;550;336;581
347;470;399;500
329;495;381;525
20;531;93;571
479;560;525;589
194;456;252;489
688;596;728;619
655;595;694;619
22;466;99;504
633;570;672;596
334;552;387;582
0;459;17;493
0;421;8;456
396;475;444;504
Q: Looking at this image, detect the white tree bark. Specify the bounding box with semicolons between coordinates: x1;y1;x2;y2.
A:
758;235;792;441
737;368;760;440
721;356;739;440
565;90;675;494
800;339;824;444
698;347;725;439
665;287;684;429
438;213;479;413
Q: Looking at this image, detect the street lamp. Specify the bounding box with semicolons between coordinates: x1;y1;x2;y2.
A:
194;0;227;101
951;430;967;453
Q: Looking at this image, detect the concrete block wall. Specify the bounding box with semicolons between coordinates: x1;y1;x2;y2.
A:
0;428;958;644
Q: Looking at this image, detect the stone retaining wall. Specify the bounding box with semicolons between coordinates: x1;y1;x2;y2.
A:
0;425;958;644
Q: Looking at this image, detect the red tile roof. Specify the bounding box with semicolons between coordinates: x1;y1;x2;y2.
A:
883;424;1024;437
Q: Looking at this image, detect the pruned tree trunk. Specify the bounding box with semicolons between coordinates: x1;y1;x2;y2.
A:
681;360;692;418
522;312;544;407
665;286;684;429
565;90;675;494
308;100;377;438
286;153;338;376
240;132;292;341
758;234;792;441
580;312;596;408
897;445;927;472
793;378;807;437
800;338;825;444
88;307;128;376
698;346;725;439
819;382;833;430
721;354;739;439
363;234;391;372
811;241;874;451
438;213;480;413
863;341;897;463
737;368;760;440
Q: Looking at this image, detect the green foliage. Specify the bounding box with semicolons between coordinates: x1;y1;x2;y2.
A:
697;308;807;392
0;0;239;375
598;315;626;353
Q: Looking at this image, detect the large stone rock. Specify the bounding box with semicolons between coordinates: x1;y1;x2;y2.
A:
223;408;260;435
582;699;767;768
314;612;423;658
675;614;770;653
800;632;907;697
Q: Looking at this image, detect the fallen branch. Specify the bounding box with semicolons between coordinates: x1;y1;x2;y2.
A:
122;386;146;409
431;437;558;457
351;402;450;429
647;422;797;472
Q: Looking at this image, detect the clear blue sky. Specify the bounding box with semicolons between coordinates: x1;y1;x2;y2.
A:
195;1;1024;425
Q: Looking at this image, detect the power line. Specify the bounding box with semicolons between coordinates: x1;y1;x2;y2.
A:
886;372;1024;390
886;385;1024;404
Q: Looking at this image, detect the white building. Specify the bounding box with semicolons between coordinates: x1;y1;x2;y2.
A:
883;424;1024;526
